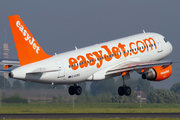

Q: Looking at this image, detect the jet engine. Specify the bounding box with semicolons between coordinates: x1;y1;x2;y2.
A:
142;65;172;81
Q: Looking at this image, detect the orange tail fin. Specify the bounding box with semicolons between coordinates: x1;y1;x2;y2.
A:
9;15;52;66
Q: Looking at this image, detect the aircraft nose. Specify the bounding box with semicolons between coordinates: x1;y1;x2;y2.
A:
167;41;173;54
168;41;173;53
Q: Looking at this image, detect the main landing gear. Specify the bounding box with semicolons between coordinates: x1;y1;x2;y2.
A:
118;74;131;96
118;85;131;96
68;84;82;95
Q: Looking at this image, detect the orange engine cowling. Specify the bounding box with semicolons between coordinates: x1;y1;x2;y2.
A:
142;65;172;81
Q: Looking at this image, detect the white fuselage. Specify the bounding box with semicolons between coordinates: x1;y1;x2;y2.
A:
11;33;172;84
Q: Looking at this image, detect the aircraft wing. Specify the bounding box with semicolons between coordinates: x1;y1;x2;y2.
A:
106;59;180;75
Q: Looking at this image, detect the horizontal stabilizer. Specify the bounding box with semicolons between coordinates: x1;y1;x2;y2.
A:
27;68;60;74
0;59;20;66
0;59;20;69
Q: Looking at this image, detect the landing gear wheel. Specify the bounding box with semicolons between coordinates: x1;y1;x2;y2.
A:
68;85;82;96
118;74;131;96
68;86;75;95
124;86;131;96
75;86;82;95
118;86;124;96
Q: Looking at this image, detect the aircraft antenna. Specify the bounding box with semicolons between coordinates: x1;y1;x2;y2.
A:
143;30;146;33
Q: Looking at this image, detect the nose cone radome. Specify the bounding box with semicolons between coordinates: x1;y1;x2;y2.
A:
168;41;173;53
166;41;173;55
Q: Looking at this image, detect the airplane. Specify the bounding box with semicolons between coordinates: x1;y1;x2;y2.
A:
3;14;180;96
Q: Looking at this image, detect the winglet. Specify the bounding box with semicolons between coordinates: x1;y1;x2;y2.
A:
8;15;52;66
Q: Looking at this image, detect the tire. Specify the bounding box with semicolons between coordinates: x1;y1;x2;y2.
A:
124;86;131;96
68;86;75;95
118;86;124;96
75;86;82;95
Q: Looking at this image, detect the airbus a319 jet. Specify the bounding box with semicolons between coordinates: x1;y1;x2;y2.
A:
3;15;180;96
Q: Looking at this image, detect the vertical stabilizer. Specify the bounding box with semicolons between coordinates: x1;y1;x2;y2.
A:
9;15;52;66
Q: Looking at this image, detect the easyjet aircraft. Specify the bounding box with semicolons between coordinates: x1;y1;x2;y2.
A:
3;15;180;96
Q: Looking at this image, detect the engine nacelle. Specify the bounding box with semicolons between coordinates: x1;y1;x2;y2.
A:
142;65;172;81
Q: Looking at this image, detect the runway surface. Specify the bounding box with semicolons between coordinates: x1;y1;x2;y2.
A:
1;113;180;119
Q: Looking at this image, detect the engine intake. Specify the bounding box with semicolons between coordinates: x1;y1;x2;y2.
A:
142;65;172;81
142;68;156;80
